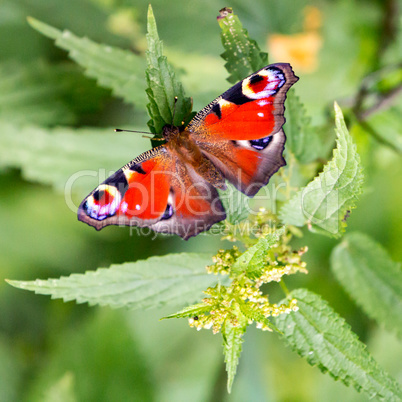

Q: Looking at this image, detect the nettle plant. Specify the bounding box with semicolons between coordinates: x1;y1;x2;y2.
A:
9;6;402;398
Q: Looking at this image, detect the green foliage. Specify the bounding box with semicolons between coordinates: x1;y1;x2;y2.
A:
145;5;192;133
28;17;148;109
331;232;402;338
0;121;150;194
231;229;284;276
365;107;402;154
2;2;401;400
284;88;328;164
165;227;304;388
0;58;112;127
222;320;247;393
217;7;268;82
280;102;364;237
7;253;227;310
218;182;250;225
275;289;402;400
0;61;75;126
27;309;156;401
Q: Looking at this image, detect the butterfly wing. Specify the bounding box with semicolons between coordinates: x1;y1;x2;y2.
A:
186;63;298;196
78;147;172;230
78;145;225;239
149;160;226;239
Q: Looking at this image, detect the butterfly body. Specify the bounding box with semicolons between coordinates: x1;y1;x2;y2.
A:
78;63;298;239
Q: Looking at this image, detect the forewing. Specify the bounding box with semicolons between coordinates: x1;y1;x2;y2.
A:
78;147;172;230
186;63;297;196
187;63;298;140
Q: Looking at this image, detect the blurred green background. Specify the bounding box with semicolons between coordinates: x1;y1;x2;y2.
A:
0;0;401;400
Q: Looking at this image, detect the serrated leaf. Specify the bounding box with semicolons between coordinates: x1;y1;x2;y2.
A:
162;303;212;320
285;89;327;163
145;5;192;134
27;17;147;109
0;121;150;194
232;228;283;276
280;102;364;237
222;321;247;393
275;289;402;401
218;181;250;225
331;232;402;338
238;303;280;333
217;8;268;83
7;253;224;310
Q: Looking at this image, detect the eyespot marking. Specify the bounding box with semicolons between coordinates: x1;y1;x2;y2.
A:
85;184;122;221
242;67;286;99
249;135;273;150
160;204;174;220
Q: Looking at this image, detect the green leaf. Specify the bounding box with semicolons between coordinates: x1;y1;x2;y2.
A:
238;303;280;333
222;320;247;393
0;60;74;126
285;89;328;164
0;121;150;195
27;17;148;109
7;253;225;310
0;60;109;127
331;232;402;338
217;7;268;83
218;182;250;225
275;289;402;401
145;5;192;134
280;102;364;237
162;303;212;320
232;228;283;276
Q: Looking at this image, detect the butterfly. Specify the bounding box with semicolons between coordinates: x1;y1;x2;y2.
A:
78;63;298;239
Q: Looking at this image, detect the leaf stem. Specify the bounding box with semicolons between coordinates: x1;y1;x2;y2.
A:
279;280;290;297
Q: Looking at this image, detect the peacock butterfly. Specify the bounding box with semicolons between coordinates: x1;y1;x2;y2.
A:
78;63;298;239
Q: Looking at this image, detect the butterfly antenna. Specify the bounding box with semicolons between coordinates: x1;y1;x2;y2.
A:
114;128;164;141
114;128;153;135
171;96;178;125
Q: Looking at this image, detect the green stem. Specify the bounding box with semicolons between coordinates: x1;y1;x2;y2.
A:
279;280;290;297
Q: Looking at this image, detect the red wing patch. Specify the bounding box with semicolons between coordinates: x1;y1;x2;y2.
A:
120;160;171;220
150;165;226;240
187;63;298;141
203;98;277;140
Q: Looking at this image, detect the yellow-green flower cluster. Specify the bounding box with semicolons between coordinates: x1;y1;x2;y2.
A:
256;246;308;286
189;228;307;334
220;208;279;244
188;281;299;334
207;246;241;275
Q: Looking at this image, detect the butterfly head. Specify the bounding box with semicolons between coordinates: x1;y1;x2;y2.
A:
162;124;181;142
